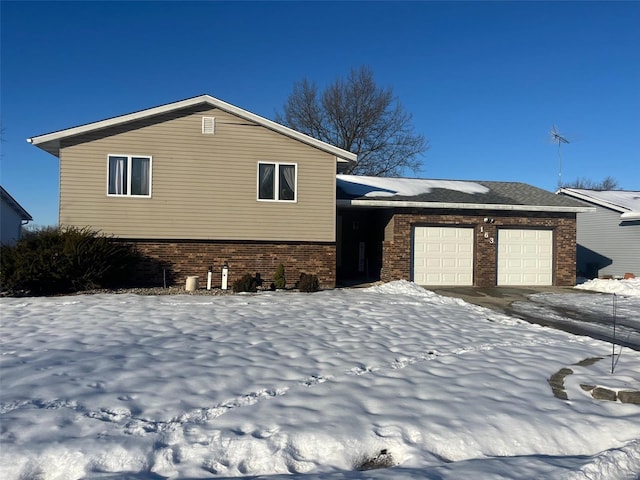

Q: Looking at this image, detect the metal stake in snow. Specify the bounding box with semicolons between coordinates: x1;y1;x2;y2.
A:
611;293;618;374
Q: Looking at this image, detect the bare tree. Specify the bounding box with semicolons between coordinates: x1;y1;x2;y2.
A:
563;176;620;190
276;66;428;176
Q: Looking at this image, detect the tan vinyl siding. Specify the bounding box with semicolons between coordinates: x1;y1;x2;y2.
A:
59;107;336;241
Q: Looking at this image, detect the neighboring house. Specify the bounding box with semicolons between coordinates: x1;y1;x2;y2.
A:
558;188;640;278
27;95;356;288
1;186;33;246
337;176;591;287
27;94;590;288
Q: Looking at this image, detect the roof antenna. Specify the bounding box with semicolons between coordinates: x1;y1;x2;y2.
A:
550;125;570;189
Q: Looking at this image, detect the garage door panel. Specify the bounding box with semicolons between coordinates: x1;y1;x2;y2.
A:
427;244;443;253
442;258;458;268
442;244;458;253
413;227;474;286
498;229;553;286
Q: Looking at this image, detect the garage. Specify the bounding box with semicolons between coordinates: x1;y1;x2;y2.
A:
338;175;589;287
497;229;553;285
413;226;474;285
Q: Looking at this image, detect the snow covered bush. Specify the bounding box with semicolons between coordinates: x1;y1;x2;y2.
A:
355;449;396;471
0;226;140;296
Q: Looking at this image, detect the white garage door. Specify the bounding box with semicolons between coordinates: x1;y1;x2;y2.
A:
413;226;474;285
497;229;553;285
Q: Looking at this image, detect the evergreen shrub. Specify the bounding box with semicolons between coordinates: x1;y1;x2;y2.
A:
0;226;140;296
273;264;286;289
232;273;257;293
297;273;319;293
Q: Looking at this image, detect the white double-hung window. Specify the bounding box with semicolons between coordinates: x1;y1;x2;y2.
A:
258;162;297;202
108;155;152;197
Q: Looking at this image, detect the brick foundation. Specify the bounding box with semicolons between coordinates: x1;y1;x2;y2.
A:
380;209;576;286
121;240;336;289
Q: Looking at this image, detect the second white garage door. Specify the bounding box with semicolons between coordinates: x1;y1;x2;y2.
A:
413;226;474;285
497;229;553;285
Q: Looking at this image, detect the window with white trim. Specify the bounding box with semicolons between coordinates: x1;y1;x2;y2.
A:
258;162;297;201
107;155;152;197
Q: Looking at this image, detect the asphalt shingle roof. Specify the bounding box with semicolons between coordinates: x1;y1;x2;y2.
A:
337;176;587;209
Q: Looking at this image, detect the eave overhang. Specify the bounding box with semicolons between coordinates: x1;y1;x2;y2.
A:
557;188;630;214
0;186;33;221
27;94;358;166
337;198;595;213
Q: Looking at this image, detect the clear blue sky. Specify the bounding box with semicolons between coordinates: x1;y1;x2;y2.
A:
2;1;639;227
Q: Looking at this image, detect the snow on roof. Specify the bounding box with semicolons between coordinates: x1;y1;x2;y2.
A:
559;188;640;220
337;174;489;197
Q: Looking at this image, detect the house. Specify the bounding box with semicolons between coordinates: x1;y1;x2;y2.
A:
27;94;590;288
1;186;33;246
557;188;640;278
337;175;592;286
27;95;356;288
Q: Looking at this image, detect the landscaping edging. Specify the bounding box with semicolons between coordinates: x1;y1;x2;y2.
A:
548;356;640;404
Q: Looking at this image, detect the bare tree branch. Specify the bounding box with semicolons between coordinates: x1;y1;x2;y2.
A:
276;66;428;176
562;176;620;190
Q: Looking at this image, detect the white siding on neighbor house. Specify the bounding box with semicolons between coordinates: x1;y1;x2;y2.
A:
1;201;24;245
576;204;640;277
59;107;337;242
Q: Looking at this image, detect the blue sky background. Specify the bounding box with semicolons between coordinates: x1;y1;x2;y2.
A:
1;1;638;227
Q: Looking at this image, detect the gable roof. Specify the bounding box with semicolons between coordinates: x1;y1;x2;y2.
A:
1;186;33;221
558;188;640;221
337;175;593;213
26;94;358;166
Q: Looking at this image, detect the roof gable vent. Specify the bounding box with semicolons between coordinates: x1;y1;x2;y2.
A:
202;116;215;135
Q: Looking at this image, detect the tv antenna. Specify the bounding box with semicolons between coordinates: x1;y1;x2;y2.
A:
551;125;570;188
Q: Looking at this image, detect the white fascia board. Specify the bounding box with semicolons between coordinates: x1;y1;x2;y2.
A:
27;96;208;148
27;94;357;163
337;199;595;213
208;96;357;163
557;188;628;214
620;211;640;221
0;187;33;220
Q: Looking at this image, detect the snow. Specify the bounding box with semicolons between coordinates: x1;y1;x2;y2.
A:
337;175;489;198
567;189;640;214
1;280;640;480
576;277;640;297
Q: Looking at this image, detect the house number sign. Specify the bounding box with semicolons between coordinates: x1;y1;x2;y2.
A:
479;226;495;244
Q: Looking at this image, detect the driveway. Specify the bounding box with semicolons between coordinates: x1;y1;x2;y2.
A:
432;286;640;351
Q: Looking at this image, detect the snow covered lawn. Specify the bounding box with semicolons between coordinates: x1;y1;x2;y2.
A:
1;281;639;480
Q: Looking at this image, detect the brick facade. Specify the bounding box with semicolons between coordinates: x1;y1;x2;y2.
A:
380;209;577;286
124;240;336;289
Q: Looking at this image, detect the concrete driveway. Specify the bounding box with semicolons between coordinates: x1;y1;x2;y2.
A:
431;286;640;351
